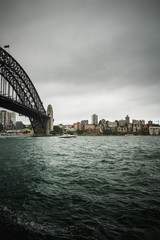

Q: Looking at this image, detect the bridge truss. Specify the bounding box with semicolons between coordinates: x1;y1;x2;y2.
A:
0;47;49;135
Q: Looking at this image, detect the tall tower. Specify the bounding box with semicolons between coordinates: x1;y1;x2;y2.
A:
1;110;11;125
92;114;98;125
125;115;130;124
10;112;16;125
47;105;54;133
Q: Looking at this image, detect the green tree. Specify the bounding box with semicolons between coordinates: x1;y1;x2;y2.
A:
103;129;112;135
0;123;3;132
27;125;32;130
51;126;63;135
77;129;84;135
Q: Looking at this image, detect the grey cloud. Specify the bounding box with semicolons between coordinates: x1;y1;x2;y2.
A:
1;0;160;124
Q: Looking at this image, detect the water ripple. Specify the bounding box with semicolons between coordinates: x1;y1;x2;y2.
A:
0;136;160;239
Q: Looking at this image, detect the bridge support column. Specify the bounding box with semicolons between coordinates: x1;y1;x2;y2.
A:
45;118;51;135
30;118;45;136
46;105;54;134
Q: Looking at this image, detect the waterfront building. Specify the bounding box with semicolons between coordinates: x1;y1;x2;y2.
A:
118;119;126;127
0;110;11;126
65;127;76;133
64;125;73;129
133;127;137;133
127;123;133;132
107;121;118;134
99;119;106;126
149;126;160;135
148;120;153;125
81;120;88;125
132;119;145;126
10;112;16;125
99;119;107;132
16;121;24;129
107;121;118;128
1;111;6;125
125;115;130;124
73;122;88;131
117;127;128;133
86;124;100;134
139;120;145;125
142;125;149;135
73;122;81;130
5;129;21;135
63;125;74;132
47;105;54;132
91;114;98;125
0;110;16;126
85;124;94;131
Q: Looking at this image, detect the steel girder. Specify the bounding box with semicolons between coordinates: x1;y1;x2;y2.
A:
0;47;45;113
0;47;49;135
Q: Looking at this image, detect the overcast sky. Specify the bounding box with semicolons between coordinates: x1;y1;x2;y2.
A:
0;0;160;125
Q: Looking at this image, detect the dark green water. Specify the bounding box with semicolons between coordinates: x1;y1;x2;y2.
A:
0;136;160;240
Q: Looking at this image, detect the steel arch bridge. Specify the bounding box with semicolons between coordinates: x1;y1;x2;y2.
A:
0;47;50;135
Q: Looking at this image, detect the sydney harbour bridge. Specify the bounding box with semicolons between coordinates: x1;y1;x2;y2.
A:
0;47;53;135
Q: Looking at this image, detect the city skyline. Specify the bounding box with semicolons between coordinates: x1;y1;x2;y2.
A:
1;0;160;125
0;109;159;128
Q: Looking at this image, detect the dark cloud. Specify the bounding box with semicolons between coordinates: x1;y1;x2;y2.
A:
0;0;160;124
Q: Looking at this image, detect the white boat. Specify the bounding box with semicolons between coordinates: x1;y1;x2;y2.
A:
59;134;77;138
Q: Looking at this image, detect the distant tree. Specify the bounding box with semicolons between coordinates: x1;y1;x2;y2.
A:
66;131;75;135
103;129;112;135
115;120;119;127
0;123;3;132
51;126;63;135
23;130;30;134
141;128;149;135
27;125;32;130
77;129;84;135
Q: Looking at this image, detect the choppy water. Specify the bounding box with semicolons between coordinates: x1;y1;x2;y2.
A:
0;136;160;240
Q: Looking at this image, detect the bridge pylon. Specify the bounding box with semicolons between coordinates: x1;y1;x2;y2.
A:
46;105;54;135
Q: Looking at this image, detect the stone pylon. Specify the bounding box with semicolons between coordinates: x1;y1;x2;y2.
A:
46;105;54;134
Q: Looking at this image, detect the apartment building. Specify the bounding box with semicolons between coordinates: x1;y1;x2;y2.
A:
91;114;98;125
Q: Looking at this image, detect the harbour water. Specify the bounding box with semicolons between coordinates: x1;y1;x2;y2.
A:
0;136;160;240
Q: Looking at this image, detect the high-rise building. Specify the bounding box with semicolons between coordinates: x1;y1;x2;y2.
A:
91;114;98;125
0;110;16;126
1;111;6;125
47;105;54;132
0;110;11;125
0;110;17;130
10;112;16;125
125;115;130;124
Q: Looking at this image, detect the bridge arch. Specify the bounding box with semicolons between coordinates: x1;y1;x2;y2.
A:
0;47;50;135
